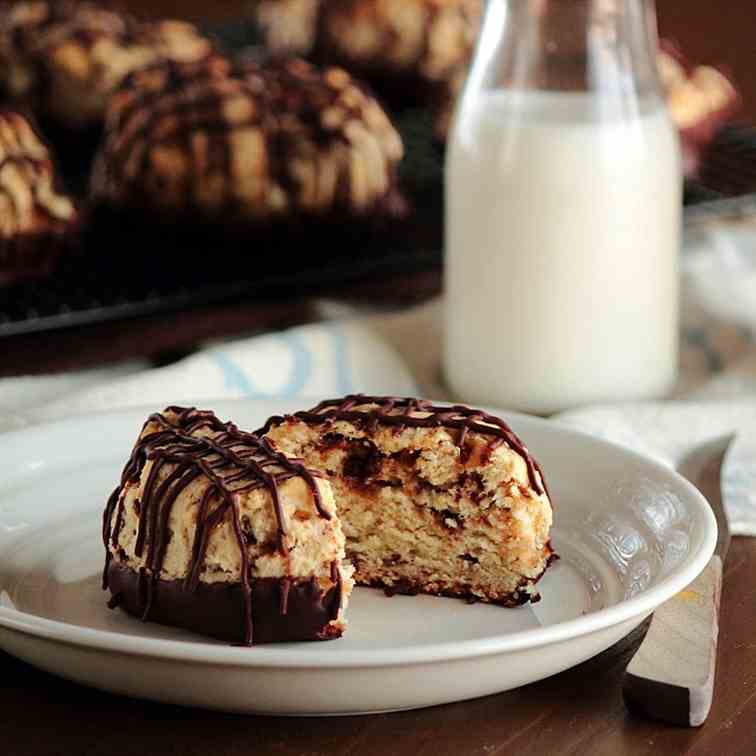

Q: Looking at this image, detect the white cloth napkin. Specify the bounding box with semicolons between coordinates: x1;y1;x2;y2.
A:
0;319;418;433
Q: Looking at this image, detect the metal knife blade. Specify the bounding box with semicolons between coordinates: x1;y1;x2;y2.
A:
622;434;734;727
720;426;756;538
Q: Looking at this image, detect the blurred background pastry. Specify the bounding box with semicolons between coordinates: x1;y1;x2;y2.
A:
91;54;406;240
0;1;212;145
0;109;78;285
253;0;482;136
315;0;481;91
658;42;740;176
252;1;739;162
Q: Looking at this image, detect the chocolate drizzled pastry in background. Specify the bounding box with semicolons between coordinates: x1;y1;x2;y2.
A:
262;395;555;607
0;109;78;285
91;55;405;231
0;1;212;132
253;0;482;139
103;406;353;645
318;0;482;108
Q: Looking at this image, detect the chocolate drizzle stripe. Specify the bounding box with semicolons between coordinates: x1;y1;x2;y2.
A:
259;394;550;498
229;491;253;646
101;488;119;589
134;456;164;557
150;467;201;574
109;490;128;562
103;406;332;645
143;462;191;563
280;578;291;616
185;484;215;591
329;560;342;622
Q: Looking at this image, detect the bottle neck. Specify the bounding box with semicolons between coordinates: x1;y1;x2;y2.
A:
473;0;662;101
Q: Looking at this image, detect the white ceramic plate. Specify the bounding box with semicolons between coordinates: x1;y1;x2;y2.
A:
0;399;716;715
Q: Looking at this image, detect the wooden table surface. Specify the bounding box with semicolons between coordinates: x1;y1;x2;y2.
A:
3;3;756;754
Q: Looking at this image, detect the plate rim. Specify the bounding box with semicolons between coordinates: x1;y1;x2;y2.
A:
0;399;717;669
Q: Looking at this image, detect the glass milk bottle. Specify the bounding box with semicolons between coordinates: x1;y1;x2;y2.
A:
444;0;681;414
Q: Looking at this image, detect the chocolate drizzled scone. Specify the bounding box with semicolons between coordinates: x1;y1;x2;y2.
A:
103;407;353;645
0;110;78;284
262;395;555;606
0;1;212;131
91;55;406;232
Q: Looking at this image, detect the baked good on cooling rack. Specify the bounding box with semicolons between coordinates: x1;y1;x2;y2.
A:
103;406;353;645
262;395;555;607
0;1;212;131
316;0;481;98
321;0;480;141
91;55;406;231
0;110;78;284
658;42;739;176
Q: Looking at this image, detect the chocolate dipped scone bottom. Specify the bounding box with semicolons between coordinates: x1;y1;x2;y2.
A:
107;562;343;644
263;395;555;608
103;406;351;645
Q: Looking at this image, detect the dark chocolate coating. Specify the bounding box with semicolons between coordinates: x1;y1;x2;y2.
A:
107;562;342;644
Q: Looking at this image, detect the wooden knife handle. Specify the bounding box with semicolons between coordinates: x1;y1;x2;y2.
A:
622;555;723;727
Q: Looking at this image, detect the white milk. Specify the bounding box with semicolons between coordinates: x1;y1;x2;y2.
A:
444;92;681;414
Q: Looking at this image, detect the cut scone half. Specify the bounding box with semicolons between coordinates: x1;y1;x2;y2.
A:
262;394;555;607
